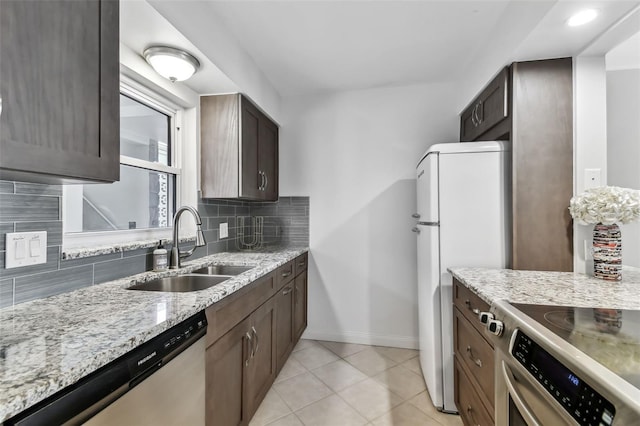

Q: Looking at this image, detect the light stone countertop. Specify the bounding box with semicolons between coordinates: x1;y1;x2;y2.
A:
0;247;308;423
449;265;640;310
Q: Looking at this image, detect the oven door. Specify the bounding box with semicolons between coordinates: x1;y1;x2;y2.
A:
495;351;578;426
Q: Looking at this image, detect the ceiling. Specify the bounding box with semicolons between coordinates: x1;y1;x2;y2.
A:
121;1;640;98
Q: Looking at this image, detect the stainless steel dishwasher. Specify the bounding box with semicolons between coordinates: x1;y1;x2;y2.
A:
5;312;207;426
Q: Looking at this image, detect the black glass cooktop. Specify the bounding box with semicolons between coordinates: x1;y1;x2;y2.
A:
512;303;640;391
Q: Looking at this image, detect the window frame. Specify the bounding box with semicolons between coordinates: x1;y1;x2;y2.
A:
62;75;184;249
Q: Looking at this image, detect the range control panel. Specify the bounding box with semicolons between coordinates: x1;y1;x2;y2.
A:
512;330;616;426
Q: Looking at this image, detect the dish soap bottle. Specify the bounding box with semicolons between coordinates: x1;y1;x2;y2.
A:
153;241;168;271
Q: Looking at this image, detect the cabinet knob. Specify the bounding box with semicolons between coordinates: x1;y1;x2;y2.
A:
466;405;480;426
412;227;421;234
412;213;421;219
487;319;504;336
478;311;494;324
466;345;483;368
465;300;480;315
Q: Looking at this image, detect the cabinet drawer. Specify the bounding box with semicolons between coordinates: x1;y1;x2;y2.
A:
454;308;494;408
453;279;491;336
276;260;295;289
295;252;308;276
206;271;276;346
455;359;494;426
460;67;509;142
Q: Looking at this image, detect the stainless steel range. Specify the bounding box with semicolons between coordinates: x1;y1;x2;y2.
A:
485;300;640;425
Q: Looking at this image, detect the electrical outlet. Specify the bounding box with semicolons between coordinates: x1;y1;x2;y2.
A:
5;231;47;268
219;222;229;239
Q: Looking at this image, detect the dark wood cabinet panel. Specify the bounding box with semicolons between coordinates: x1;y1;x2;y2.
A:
241;100;261;200
460;67;509;142
453;279;494;425
0;0;119;183
205;272;276;347
275;282;294;373
201;94;279;201
511;58;573;272
455;358;495;426
245;298;277;419
206;316;252;426
258;116;279;201
293;271;308;341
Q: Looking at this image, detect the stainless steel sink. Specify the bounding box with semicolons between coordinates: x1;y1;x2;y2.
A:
128;274;229;292
190;265;253;276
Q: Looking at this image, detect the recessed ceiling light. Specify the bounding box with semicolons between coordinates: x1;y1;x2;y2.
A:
143;46;201;82
567;9;598;27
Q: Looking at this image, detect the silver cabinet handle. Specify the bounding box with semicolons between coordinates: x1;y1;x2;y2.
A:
264;173;268;191
476;100;483;125
283;287;293;295
0;96;3;117
282;271;292;278
411;227;421;234
471;104;478;126
252;326;259;356
466;405;480;426
465;299;480;315
258;171;264;191
466;346;483;367
245;331;253;366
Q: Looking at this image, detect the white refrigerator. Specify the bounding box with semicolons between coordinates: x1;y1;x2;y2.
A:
414;141;510;413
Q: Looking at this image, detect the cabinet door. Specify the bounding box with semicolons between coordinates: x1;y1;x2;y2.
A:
293;272;307;341
275;282;294;373
0;0;119;183
259;116;279;201
240;97;261;199
206;316;252;426
460;67;509;142
245;297;277;419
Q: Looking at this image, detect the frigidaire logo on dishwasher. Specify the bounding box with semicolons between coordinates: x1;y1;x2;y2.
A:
138;351;157;366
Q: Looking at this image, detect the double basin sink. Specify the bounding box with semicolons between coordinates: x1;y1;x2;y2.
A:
128;265;254;293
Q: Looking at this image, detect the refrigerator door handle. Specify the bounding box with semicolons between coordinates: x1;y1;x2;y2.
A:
417;221;440;226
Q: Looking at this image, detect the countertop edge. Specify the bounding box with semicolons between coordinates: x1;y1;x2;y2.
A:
0;247;308;422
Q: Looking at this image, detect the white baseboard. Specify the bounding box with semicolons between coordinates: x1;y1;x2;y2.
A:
301;329;419;350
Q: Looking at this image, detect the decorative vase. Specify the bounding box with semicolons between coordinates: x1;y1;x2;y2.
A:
592;223;622;281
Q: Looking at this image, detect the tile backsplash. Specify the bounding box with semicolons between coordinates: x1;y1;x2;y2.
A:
0;180;309;308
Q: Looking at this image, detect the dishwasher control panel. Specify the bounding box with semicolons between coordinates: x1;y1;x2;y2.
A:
129;312;208;378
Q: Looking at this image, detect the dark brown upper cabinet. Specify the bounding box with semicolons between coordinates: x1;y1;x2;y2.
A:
460;67;510;142
201;94;279;201
459;58;573;272
0;0;120;184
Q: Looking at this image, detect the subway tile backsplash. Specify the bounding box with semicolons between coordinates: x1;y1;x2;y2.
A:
0;180;309;308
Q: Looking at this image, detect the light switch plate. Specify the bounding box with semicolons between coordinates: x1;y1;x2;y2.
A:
219;223;229;239
5;231;47;269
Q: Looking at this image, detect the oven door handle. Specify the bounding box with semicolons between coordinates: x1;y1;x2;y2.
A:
501;361;541;426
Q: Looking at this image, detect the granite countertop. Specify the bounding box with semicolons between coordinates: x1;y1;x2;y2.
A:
449;265;640;310
0;247;308;422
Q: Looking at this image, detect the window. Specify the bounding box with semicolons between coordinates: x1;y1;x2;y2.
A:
63;81;182;245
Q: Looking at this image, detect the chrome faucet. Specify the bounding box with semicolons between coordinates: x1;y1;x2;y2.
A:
170;206;206;269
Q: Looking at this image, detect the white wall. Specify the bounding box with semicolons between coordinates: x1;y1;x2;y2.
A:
573;56;609;274
607;69;640;267
280;82;458;348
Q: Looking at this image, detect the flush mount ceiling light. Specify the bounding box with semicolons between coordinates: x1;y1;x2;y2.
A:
567;9;598;27
143;46;201;82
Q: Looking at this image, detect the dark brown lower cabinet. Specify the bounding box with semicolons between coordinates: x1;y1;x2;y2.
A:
206;298;276;426
293;271;307;341
455;359;495;426
205;253;308;425
275;282;294;373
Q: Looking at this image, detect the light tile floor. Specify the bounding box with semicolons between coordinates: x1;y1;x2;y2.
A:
250;340;464;426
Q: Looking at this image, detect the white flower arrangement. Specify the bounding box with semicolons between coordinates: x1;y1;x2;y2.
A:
569;186;640;225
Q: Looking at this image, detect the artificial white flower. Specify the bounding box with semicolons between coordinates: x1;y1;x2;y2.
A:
569;186;640;225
